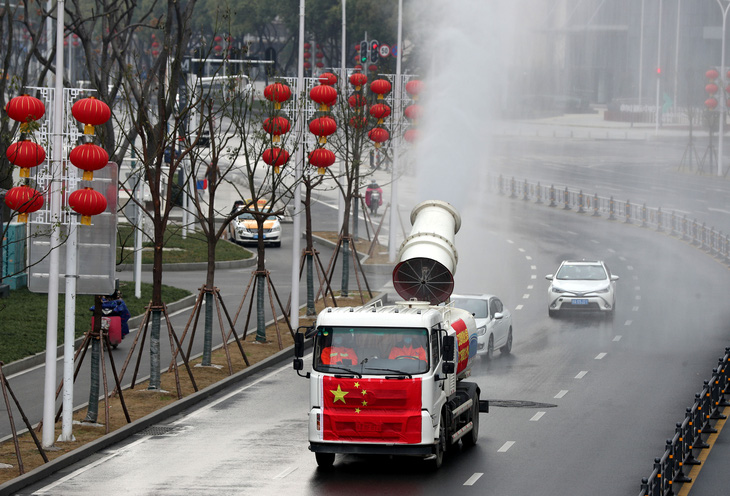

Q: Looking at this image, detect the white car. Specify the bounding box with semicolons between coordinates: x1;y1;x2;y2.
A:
231;211;282;247
545;260;618;317
450;293;513;359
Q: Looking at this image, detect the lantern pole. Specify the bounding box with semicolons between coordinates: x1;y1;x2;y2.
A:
388;0;403;263
654;0;663;136
290;0;305;331
716;0;730;177
338;0;346;230
42;0;66;448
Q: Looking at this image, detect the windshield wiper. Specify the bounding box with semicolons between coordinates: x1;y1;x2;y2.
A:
363;367;412;379
323;365;362;378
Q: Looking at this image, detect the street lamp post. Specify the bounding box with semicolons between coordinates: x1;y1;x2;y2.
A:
655;0;663;135
716;0;730;176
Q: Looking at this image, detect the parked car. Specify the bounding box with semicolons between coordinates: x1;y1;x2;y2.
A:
545;260;618;318
231;210;282;247
450;293;513;359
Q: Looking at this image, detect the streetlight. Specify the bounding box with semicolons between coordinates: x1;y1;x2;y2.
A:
715;0;730;176
655;0;663;135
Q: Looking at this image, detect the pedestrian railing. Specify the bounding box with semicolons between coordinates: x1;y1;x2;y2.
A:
490;174;730;495
491;175;730;266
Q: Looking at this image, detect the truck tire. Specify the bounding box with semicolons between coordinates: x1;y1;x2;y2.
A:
461;396;479;448
315;452;335;468
429;414;446;470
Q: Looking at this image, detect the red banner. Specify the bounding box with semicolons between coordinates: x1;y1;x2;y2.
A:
321;376;422;443
452;318;470;374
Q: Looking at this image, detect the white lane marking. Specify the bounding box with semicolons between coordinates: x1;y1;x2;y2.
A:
527;285;534;290
525;256;533;261
635;295;641;300
498;441;515;452
531;265;537;270
619;256;626;261
515;305;524;310
554;390;568;399
632;306;639;312
591;239;599;244
635;286;641;291
530;411;546;421
531;274;537;279
595;353;607;360
608;248;616;253
507;239;514;244
575;371;588;379
567;231;578;235
464;473;484;486
35;437;149;493
613;335;622;342
522;294;530;299
624;320;633;326
518;248;526;253
627;265;634;270
274;466;298;479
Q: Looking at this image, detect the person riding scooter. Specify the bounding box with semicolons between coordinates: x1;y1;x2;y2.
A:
365;179;383;216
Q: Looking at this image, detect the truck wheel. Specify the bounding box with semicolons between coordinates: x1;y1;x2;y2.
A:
461;397;479;448
429;416;446;470
315;452;335;468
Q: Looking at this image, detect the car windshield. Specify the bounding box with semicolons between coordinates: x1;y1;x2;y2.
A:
237;213;255;221
313;326;429;375
556;264;607;281
451;297;488;318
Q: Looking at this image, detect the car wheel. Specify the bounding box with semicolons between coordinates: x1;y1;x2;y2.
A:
548;308;557;318
461;394;479;448
500;327;513;355
274;241;281;248
486;335;494;360
315;452;335;468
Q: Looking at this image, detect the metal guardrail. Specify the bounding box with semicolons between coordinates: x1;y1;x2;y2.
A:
488;175;730;495
491;175;730;266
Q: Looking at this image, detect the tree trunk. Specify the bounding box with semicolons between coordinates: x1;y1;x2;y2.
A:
255;273;266;343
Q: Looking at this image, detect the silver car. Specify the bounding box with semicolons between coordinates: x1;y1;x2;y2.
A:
450;293;513;359
545;260;618;318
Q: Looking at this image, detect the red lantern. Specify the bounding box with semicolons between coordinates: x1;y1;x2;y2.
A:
404;104;423;122
263;116;291;143
308;148;336;174
263;82;292;110
319;73;337;86
406;80;425;100
349;73;368;91
304;42;311;50
6;94;45;125
262;147;290;174
354;64;363;71
309;116;337;144
349;115;368;129
404;128;419;143
310;85;338;111
303;61;312;69
214;35;223;42
315;51;324;59
71;97;111;134
368;64;378;73
370;79;392;100
705;98;719;110
303;52;312;60
706;69;719;80
368;127;390;148
6;140;45;177
369;103;391;124
68;187;107;226
706;83;719;95
315;61;324;68
5;185;44;223
69;143;109;180
348;93;367;108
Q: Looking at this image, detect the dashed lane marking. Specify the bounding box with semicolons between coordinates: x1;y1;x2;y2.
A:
613;335;622;341
464;473;484;486
498;441;515;452
273;466;298;479
522;294;530;299
625;320;633;326
515;305;524;310
554;390;568;399
530;412;546;421
575;371;588;379
595;353;607;360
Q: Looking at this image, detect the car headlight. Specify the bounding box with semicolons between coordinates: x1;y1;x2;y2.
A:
550;286;566;294
594;286;610;293
477;326;486;336
270;225;281;233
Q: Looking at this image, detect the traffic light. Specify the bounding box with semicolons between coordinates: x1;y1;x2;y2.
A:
370;40;379;64
359;41;368;64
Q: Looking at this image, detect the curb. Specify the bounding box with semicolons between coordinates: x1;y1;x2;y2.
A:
0;342;308;496
311;233;394;278
116;254;257;273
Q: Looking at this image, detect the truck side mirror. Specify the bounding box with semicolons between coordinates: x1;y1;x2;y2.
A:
442;361;455;374
442;335;455;360
293;358;304;371
294;332;305;358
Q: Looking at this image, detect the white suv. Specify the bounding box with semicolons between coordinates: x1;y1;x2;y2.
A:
545;260;618;318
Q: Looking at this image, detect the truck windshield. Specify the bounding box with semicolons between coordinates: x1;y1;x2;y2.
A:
313;326;429;375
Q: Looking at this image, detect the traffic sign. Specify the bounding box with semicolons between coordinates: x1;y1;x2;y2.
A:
379;44;390;58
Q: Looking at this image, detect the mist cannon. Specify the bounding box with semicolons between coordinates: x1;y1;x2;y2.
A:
392;200;461;304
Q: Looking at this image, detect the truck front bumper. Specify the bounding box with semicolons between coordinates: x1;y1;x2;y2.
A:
309;442;434;457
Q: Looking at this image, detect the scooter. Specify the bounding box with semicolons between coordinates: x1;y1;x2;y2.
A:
369;191;381;216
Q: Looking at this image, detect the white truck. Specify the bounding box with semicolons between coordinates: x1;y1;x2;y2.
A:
293;200;488;469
